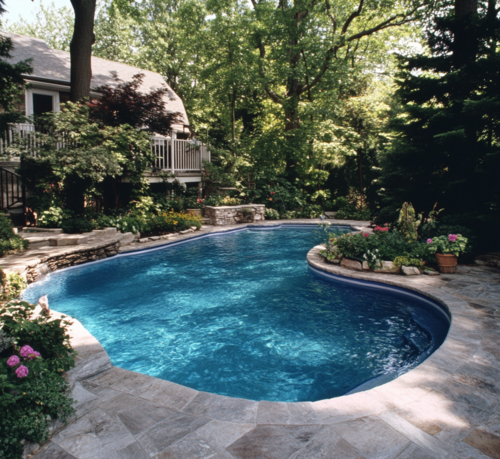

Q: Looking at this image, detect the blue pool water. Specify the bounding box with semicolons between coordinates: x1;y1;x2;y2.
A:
24;225;450;402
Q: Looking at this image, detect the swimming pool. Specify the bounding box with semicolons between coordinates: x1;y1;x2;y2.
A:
24;225;450;402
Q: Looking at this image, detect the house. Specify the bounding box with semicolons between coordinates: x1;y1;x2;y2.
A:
0;32;209;192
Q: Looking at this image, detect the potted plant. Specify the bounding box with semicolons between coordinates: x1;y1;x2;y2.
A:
427;234;468;273
186;198;204;216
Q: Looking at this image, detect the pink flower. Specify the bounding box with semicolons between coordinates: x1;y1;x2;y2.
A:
28;351;41;360
19;345;34;358
448;234;458;242
363;233;370;237
7;355;20;367
15;365;29;378
427;238;432;244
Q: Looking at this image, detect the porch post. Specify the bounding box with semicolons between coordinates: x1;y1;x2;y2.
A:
171;130;176;174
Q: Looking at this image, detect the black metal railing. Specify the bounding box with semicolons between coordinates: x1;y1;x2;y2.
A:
0;167;25;211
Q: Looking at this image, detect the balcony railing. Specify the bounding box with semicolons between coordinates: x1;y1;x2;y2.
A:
152;135;211;173
1;125;210;174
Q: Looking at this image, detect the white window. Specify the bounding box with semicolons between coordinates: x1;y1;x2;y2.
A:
25;88;60;117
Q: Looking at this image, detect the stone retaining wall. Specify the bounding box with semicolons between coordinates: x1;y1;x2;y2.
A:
26;241;120;283
204;204;265;226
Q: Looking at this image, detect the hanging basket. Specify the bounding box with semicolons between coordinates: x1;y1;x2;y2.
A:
435;253;458;273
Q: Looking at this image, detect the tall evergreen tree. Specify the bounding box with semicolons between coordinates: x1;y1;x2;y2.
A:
379;0;500;236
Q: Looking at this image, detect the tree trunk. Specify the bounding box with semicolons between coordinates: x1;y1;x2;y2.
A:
70;0;96;102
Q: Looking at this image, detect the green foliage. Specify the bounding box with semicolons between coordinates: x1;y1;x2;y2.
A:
0;301;76;459
328;230;431;266
38;207;72;229
15;102;153;215
264;208;279;220
220;196;241;206
0;20;32;132
60;218;94;234
0;272;27;302
333;197;371;221
392;256;423;268
379;5;500;249
397;202;422;242
427;235;468;257
0;215;28;257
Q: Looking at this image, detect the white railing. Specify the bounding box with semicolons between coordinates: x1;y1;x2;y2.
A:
2;125;210;174
153;135;210;173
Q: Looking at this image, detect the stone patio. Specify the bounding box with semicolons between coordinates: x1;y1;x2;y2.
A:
16;221;500;459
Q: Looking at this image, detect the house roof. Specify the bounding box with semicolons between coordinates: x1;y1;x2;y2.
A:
1;31;189;130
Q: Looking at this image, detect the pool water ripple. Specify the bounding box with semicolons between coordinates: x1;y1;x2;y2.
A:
24;226;450;402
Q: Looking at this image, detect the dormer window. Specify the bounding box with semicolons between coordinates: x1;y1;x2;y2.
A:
25;88;60;117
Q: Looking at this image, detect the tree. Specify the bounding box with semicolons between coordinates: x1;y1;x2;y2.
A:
68;0;97;102
88;73;182;135
379;0;500;243
0;0;33;132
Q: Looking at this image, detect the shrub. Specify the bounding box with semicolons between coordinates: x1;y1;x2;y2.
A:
0;271;27;302
392;256;424;268
61;218;95;234
328;230;431;266
265;208;280;220
0;302;76;459
333;197;371;220
0;215;28;257
221;196;241;206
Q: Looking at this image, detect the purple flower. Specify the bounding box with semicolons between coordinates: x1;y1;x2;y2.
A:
19;345;34;358
427;238;432;244
448;234;458;242
15;365;29;378
28;351;41;360
7;355;20;367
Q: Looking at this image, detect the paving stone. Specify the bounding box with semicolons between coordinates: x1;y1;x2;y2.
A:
136;410;210;456
115;399;177;436
452;438;492;459
257;401;290;424
286;402;319;424
333;416;411;459
156;432;219;458
312;392;386;424
183;391;258;424
80;380;123;402
195;420;255;448
289;426;364;459
35;442;76;459
108;441;150;459
462;428;500;459
86;367;152;393
396;443;438;459
437;379;499;413
132;377;198;411
379;411;451;458
226;425;303;459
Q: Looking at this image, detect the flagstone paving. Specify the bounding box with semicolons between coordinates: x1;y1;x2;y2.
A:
20;224;500;459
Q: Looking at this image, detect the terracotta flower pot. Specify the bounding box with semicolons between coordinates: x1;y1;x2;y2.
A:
435;253;458;273
186;209;201;216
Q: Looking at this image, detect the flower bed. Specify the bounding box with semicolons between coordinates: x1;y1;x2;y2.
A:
0;301;76;459
321;228;468;276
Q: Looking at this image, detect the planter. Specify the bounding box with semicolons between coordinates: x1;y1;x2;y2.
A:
186;209;201;216
435;253;458;273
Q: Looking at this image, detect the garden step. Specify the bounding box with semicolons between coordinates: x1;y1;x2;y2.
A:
48;233;92;247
